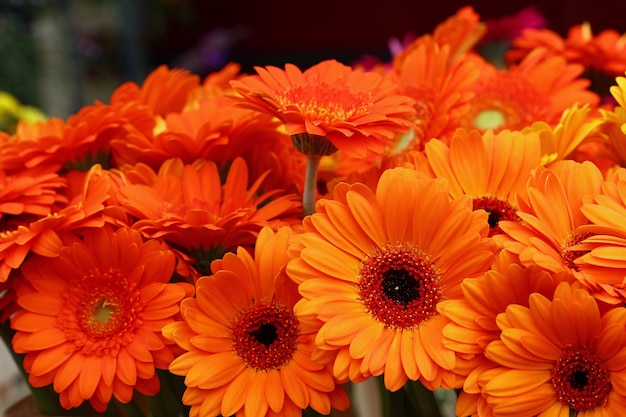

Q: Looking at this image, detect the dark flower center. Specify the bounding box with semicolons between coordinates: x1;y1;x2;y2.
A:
562;231;592;271
232;301;300;371
382;268;420;306
251;323;278;347
359;244;442;329
551;346;611;411
473;196;520;236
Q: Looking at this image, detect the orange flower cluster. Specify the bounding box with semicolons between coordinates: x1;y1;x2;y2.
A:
3;5;626;417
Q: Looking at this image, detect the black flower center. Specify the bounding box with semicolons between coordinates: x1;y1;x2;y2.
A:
562;231;592;271
232;301;300;370
551;346;611;411
570;369;589;390
473;196;520;236
359;244;442;329
382;268;420;306
251;323;278;347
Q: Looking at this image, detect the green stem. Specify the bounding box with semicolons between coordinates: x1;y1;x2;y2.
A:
403;380;442;417
302;155;321;217
112;398;146;417
144;370;188;417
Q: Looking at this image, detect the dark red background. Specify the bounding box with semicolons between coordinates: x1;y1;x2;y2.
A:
149;0;626;74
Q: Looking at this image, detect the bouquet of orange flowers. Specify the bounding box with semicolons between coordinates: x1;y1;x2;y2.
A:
2;5;626;417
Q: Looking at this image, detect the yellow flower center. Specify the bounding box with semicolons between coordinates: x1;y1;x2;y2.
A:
463;73;548;132
473;109;506;131
60;267;142;356
89;299;115;328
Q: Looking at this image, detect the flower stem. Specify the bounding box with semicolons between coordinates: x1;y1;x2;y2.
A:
353;378;382;417
145;370;189;417
302;155;321;217
403;380;442;417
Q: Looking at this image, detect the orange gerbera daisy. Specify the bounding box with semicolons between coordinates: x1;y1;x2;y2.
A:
0;164;67;219
480;281;626;416
388;39;479;152
0;164;112;282
0;99;155;173
110;65;201;117
116;157;302;277
0;117;66;171
438;263;567;417
572;167;626;303
508;23;626;78
424;127;543;236
496;160;604;277
459;48;599;133
11;226;194;412
111;84;286;170
163;226;349;417
229;59;416;158
286;167;496;391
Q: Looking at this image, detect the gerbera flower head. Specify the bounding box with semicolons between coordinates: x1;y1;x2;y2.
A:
507;23;626;100
481;280;626;417
592;28;626;77
0;117;66;172
460;48;599;133
438;263;566;417
287;166;497;391
424;127;542;236
526;102;604;165
229;59;417;158
572;167;626;303
0;164;113;282
163;226;349;417
110;73;287;171
506;26;567;63
59;102;130;171
496;160;605;276
110;65;201;117
388;39;479;152
0;164;67;220
10;225;194;412
116;157;302;278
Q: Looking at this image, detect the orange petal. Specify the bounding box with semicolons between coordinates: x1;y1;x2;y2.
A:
221;369;252;416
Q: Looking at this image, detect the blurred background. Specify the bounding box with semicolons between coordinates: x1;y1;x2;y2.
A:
1;0;626;120
0;0;625;413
